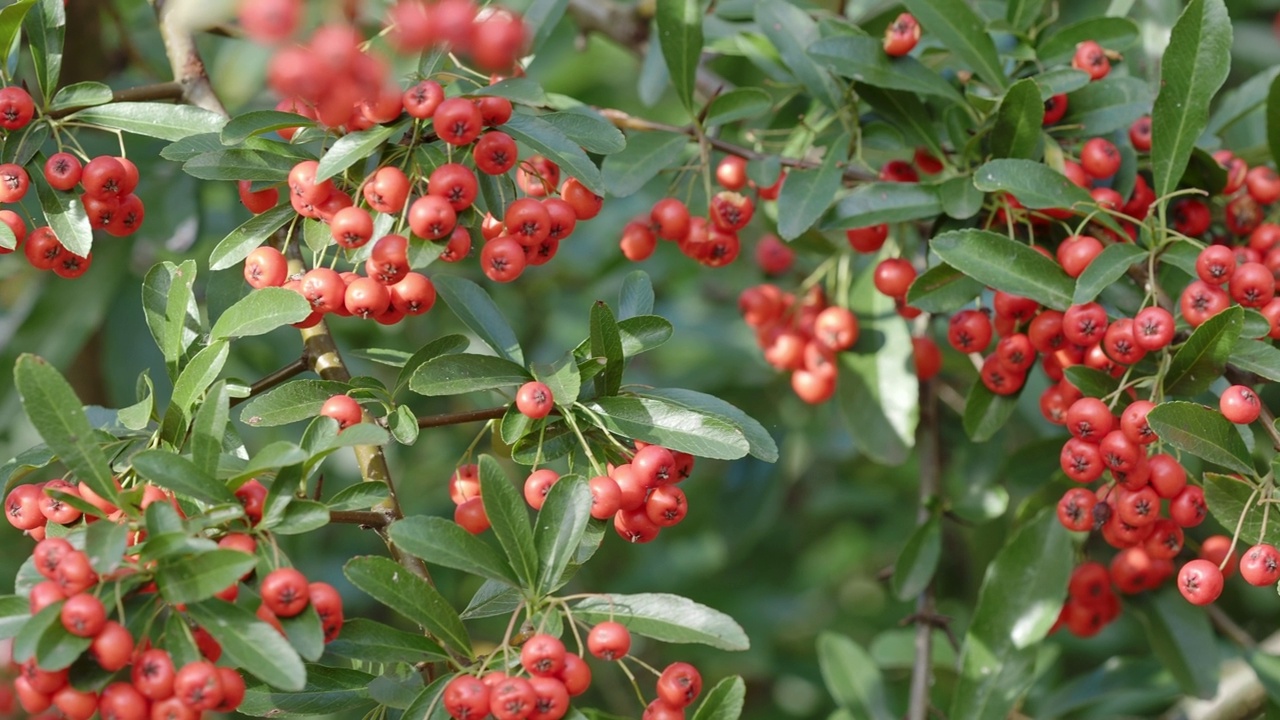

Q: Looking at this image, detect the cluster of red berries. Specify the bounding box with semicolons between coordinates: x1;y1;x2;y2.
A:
1053;562;1121;638
1041;39;1117;126
442;625;702;720
618;156;783;269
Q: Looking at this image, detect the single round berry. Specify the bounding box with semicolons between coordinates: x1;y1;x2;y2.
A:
587;621;631;660
520;633;567;677
516;381;554;419
1177;559;1224;606
1220;384;1261;424
320;394;362;429
883;13;921;57
260;567;310;618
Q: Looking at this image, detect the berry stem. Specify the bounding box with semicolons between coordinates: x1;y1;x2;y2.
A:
1223;487;1260;573
562;410;605;477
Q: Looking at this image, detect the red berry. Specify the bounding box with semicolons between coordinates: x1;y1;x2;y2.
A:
260;567;310;618
516;381;554;419
1178;559;1224;605
883;13;920;57
1080;138;1121;179
587;621;631;660
320;394;362;429
656;662;702;709
1072;40;1110;80
1240;543;1280;587
443;675;490;720
1220;384;1262;424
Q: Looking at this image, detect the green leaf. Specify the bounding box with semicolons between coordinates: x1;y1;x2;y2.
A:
1145;401;1253;475
157;550;255;604
1133;590;1219;698
931;229;1075;310
118;371;155;431
183;148;297;182
691;676;747;720
240;379;350;427
636;388;777;463
1229;339;1280;383
776;144;844;241
901;0;1007;89
1150;0;1232;199
210;288;312;340
34;172;92;258
1208;66;1280;136
13;602;60;664
68;102;226;141
1063;366;1120;399
580;396;749;460
1032;68;1091;98
393;335;470;395
325;618;450;665
279;604;325;662
478;455;538;589
34;612;91;671
754;1;843;108
619;271;655;320
704;88;773;127
160;341;230;445
388;516;519;586
809;35;962;102
1164;306;1243;396
857;85;944;162
14;355;118;505
240;665;375;717
1073;243;1145;304
963;381;1021;442
1007;0;1048;32
191;381;229;477
344;556;472;657
48;81;112;111
973;158;1093;212
316;120;406;181
991;79;1043;160
409;354;530;396
1270;74;1280;168
326;482;390;512
478;167;518;217
433;275;524;364
817;633;894;720
839;264;918;465
950;511;1072;720
142;260;199;376
655;0;702;111
22;0;62;104
0;595;30;640
533;351;583;408
0;1;35;70
1037;17;1140;66
907;263;984;313
534;475;592;595
601;131;688;197
85;520;127;575
892;517;942;601
542;110;626;155
504;113;603;194
208;203;294;271
185;600;306;691
825;182;943;228
1202;473;1276;546
230;441;309;484
574;593;749;651
589;301;625;397
523;0;570;51
131;450;236;506
618;315;674;357
221;110;314;145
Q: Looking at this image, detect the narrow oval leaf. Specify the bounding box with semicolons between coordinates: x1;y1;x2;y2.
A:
142;259;199;374
1164;306;1243;397
478;455;538;589
1132;590;1219;698
930;229;1075;310
579;397;750;460
1150;0;1232;198
901;0;1007;89
409;354;531;396
315;121;406;181
68;102;226;141
183;148;297;182
963;381;1022;442
818;633;894;720
1229;338;1280;383
636;388;777;463
777;145;844;241
1037;17;1140;66
503;113;603;194
573;593;749;651
1072;243;1146;304
325;618;450;665
991;79;1043;160
208;203;293;271
541;110;626;154
1061;76;1152;137
691;676;747;720
858;85;944;162
656;0;702;111
1202;473;1278;546
239;379;351;427
131;450;237;506
754;1;844;108
1146;401;1253;475
619;271;655;320
973;158;1093;212
825;182;943;229
222;110;314;145
907;263;984;313
1063;366;1120;399
809;35;962;102
892;517;942;601
211;287;312;340
157;551;257;604
704;88;773;126
185;600;306;691
602;131;688;197
1270;74;1280;167
344;556;472;657
388;516;519;586
48;81;112;111
34;172;92;258
240;665;375;717
433;275;524;364
534;476;592;595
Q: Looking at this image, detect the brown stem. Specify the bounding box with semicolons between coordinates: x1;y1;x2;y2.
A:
908;380;942;720
47;82;185;119
594;107;874;182
418;406;509;429
329;510;389;527
229;356;308;408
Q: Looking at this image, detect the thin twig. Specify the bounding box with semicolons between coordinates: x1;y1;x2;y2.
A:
229;357;308;408
418;406;509;429
908;380;942;720
329;510;390;527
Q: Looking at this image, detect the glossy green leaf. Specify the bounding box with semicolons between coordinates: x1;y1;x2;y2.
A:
601;131;688;197
207;203;293;271
160;341;230;444
655;0;702;111
183;148;297;182
326;482;390;512
478;455;538;589
316;120;406;181
34;172;92;258
433;275;524;364
504;113;603;194
388;516;519;586
754;1;843;108
931;229;1075;310
1007;0;1048;32
777;143;844;241
85;520;127;575
279;604;325;662
1202;473;1276;546
186;600;306;691
1164;306;1243;396
963;381;1021;442
157;550;256;604
892;517;942;601
589;301;624;397
825;182;943;229
141;260;199;376
1207;66;1280;137
1073;243;1146;304
69;102;226;141
344;555;472;657
618;315;674;357
221;110;314;145
395;334;470;395
1061;76;1152;137
809;35;962;102
858;85;944;162
991;79;1043;160
1032;68;1091;99
906;263;984;313
210;287;312;340
542;110;626;154
1037;17;1140;66
573;593;749;651
973;159;1093;212
48;81;112;111
409;354;530;396
950;511;1072;719
191;381;229;477
1229;339;1280;383
13;602;60;664
818;633;894;720
33;611;90;671
240;665;375;717
1150;0;1232;198
619;271;654;320
14;355;118;505
533;475;592;595
691;676;747;720
704;88;773;126
636;388;777;463
0;595;30;640
1145;401;1253;475
580;396;749;460
324;618;450;665
132;450;236;505
1269;74;1280;168
1063;366;1120;399
240;379;350;427
1132;590;1219;698
0;1;35;70
901;0;1006;89
23;0;64;103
